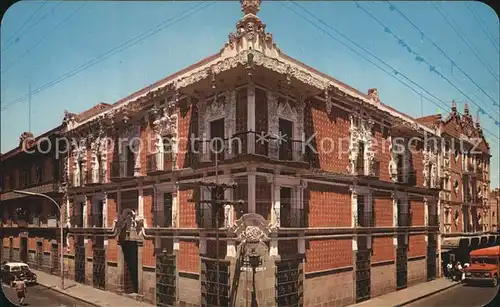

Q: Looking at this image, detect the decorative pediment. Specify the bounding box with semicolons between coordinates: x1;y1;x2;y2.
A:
230;213;273;243
19;132;34;148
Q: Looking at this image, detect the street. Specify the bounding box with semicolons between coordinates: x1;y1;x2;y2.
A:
406;283;499;307
1;283;95;307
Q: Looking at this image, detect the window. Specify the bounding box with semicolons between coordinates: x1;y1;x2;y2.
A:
35;165;43;183
21;169;29;187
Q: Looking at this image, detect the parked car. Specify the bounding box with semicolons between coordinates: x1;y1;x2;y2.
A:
0;262;37;286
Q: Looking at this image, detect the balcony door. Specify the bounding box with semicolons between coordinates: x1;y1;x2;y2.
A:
280;187;292;227
279;118;293;161
357;141;365;175
210;119;225;161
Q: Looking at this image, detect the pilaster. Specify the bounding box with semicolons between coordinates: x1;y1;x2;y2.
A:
248;173;256;213
247;83;256;154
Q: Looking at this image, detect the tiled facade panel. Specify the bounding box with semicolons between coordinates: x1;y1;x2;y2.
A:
304;99;350;173
86;239;93;258
305;239;352;273
179;189;196;228
143;188;154;227
408;234;426;258
28;237;36;250
106;239;117;262
13;237;19;248
178;241;199;273
306;184;350;227
410;199;425;226
373;194;393;227
142;239;155;267
371;236;395;263
107;193;117;228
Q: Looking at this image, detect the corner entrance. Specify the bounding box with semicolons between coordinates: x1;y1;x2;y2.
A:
355;236;371;303
122;241;139;294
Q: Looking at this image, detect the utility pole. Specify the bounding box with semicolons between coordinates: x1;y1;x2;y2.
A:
188;140;243;306
28;83;32;132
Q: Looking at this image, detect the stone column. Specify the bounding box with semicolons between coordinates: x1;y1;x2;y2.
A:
172;185;179;228
270;183;280;257
138;185;145;226
137;241;143;295
351;188;357;228
392;193;398;227
424;197;428;227
82;196;88;228
247;83;256;154
248;173;256;213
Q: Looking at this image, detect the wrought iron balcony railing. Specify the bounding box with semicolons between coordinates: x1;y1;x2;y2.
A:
428;214;439;227
396;168;417;185
86;168;106;185
397;212;412;227
279;208;306;228
69;215;83;228
110;160;135;179
192;131;307;164
88;214;104;228
152;210;173;228
146;152;173;174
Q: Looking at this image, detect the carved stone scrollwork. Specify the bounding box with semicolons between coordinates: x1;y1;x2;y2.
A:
348;114;374;174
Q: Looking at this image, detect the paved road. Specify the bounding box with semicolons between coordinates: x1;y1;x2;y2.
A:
2;283;95;307
406;283;499;307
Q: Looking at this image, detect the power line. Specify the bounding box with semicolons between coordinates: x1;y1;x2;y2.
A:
386;1;499;115
1;0;49;52
1;1;214;112
283;1;499;143
433;2;499;84
2;1;63;53
466;2;499;53
2;2;87;75
355;2;500;123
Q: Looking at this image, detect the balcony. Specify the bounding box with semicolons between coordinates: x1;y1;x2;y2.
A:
356;212;374;228
279;208;306;228
397;212;412;227
86;168;106;186
146;152;173;174
110;160;135;181
88;214;104;228
428;214;439;227
396;169;417;186
192;131;307;165
70;215;84;228
152;210;173;228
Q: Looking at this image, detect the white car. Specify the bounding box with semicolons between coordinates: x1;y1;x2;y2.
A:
1;262;37;286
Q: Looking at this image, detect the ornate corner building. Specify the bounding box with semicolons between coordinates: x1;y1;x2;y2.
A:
1;1;496;306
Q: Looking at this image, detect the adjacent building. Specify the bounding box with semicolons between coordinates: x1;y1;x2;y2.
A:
1;127;66;273
417;103;499;264
1;1;497;307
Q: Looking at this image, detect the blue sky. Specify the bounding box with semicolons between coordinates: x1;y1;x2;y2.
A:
1;0;499;187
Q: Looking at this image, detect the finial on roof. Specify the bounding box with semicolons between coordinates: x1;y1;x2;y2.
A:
475;113;481;128
367;88;380;103
464;103;469;115
452;100;457;110
241;0;261;15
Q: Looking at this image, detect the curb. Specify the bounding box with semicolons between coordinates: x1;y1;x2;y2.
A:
397;281;462;306
37;282;101;307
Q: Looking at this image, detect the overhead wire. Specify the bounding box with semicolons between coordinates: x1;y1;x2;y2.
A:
1;0;49;52
465;2;499;53
2;2;88;75
2;1;64;53
283;1;499;143
386;1;499;115
1;1;215;112
433;2;499;84
354;1;500;123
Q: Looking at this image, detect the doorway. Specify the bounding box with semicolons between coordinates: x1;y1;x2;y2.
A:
122;241;139;294
93;237;106;290
396;235;408;290
278;118;293;160
20;237;28;263
210;118;225;161
75;236;86;284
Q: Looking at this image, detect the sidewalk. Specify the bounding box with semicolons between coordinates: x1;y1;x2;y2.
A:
32;269;154;307
350;278;462;307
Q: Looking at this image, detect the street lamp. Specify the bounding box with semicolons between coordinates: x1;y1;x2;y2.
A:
13;190;65;290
